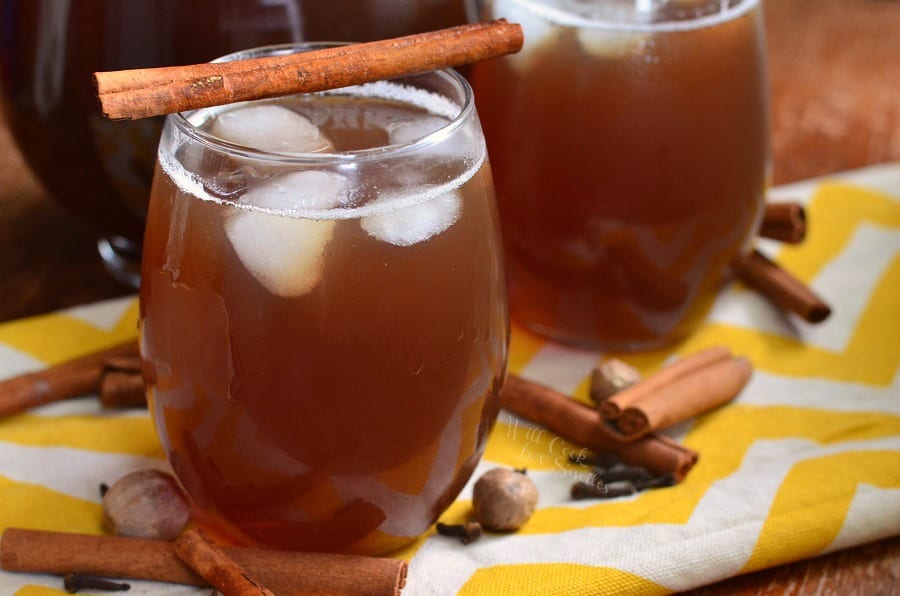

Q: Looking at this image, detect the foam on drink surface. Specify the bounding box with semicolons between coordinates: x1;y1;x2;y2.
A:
159;80;484;221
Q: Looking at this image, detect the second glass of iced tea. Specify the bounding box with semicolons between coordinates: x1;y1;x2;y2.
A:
139;44;508;555
470;0;770;349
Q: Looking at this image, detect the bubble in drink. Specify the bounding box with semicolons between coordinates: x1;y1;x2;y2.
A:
224;170;349;296
360;189;462;246
209;104;334;153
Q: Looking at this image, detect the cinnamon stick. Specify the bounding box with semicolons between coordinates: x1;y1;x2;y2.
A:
598;346;732;421
102;355;142;373
613;357;753;441
175;529;274;596
95;20;524;120
0;528;407;596
501;375;698;480
732;248;832;323
0;340;140;418
99;371;147;409
760;202;807;243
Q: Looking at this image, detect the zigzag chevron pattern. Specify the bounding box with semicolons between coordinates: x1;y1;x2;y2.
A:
0;164;898;594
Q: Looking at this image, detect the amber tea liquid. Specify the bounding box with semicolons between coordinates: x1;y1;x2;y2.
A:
140;76;507;554
471;0;770;349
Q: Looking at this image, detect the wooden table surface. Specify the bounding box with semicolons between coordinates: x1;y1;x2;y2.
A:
1;0;898;592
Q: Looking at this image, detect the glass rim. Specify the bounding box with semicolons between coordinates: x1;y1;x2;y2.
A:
169;42;476;165
504;0;760;33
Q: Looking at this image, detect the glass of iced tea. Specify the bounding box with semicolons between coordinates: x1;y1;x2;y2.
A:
469;0;770;350
139;44;508;555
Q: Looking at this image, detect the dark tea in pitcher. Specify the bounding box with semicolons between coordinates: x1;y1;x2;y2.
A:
0;0;467;283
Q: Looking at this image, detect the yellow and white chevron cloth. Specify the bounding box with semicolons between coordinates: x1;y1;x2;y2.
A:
1;164;898;595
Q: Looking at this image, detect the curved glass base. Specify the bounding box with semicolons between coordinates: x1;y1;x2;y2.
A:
515;317;686;353
97;236;142;289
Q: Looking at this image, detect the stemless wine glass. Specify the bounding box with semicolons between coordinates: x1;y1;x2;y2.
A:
139;44;508;555
469;0;770;350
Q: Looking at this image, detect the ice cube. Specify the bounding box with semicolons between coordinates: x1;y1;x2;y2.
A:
245;170;351;211
492;0;557;71
577;28;648;58
210;104;333;153
385;114;471;162
385;115;450;145
360;190;461;247
225;171;348;296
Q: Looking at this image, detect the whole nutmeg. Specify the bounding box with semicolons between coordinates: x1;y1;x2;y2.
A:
590;358;641;402
102;469;190;540
472;468;539;531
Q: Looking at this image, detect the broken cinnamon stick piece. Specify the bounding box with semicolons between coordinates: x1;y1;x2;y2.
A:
95;20;523;120
175;529;274;596
598;346;732;421
0;340;140;418
1;528;407;596
614;357;753;441
99;371;147;409
760;202;807;243
732;249;832;323
501;375;698;480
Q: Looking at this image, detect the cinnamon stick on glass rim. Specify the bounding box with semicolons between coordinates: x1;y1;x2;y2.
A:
94;20;523;121
732;248;832;323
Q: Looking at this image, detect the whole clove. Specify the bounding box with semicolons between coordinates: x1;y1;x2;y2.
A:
64;573;130;593
589;464;652;485
570;481;636;500
568;452;621;469
634;473;677;491
435;521;482;545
